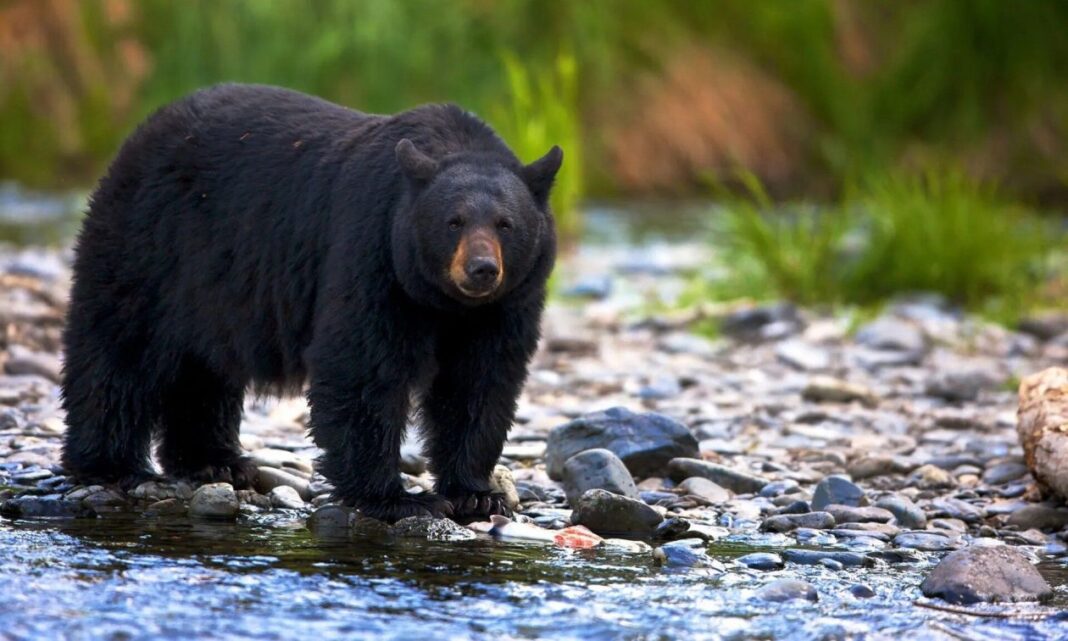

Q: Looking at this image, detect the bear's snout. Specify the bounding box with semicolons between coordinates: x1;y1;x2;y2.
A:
450;228;504;298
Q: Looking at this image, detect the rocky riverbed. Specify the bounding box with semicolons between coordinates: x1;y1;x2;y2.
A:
2;238;1068;639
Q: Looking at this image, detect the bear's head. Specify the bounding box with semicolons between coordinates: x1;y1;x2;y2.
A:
392;138;561;308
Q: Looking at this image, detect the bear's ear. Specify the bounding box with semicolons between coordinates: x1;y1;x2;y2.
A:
521;145;563;207
396;139;438;184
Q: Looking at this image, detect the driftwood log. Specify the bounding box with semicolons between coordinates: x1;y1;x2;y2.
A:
1017;367;1068;500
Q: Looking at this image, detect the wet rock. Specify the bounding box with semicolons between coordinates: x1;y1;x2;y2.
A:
390;516;476;542
893;532;956;551
758;479;800;498
856;317;926;353
1006;504;1068;531
849;584;877;599
571;489;663;536
561;448;639;506
653;539;722;569
268;486;305;509
306;504;359;531
129;480;194;502
982;462;1029;485
0;494;96;519
773;500;810;515
143;498;186;516
546;407;699;480
920;545;1053;604
81;487;126;509
782;549;871;568
823;504;893;524
254;466;312;501
1016;368;1068;501
802;377;878;407
756;579;818;603
776;339;830;371
908;464;956;490
489;465;520;510
677;477;730;503
930;498;984;524
3;345;62;383
811;475;866;510
189;483;240;519
762;512;835;532
847;454;913;480
666;458;768;494
737;552;783;570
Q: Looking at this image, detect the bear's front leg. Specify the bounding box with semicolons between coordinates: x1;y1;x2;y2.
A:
308;373;452;521
422;303;542;520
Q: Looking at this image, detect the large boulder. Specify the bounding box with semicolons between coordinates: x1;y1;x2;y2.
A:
920;545;1052;604
546;407;698;480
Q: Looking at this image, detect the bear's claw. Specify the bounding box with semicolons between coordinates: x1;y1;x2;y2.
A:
446;491;512;522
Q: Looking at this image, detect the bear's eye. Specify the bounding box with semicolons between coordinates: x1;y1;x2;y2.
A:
447;217;464;231
496;219;513;232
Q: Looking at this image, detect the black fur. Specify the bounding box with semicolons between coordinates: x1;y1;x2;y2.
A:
60;83;559;521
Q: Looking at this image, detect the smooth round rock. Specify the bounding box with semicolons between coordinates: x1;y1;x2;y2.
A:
561;448;639;506
756;579;818;603
920;545;1053;604
269;485;306;509
876;495;927;529
653;539;722;569
255;467;312;501
678;477;731;503
571;488;663;537
737;552;784;570
811;475;866;510
666;458;769;494
893;532;956;551
762;512;835;532
189;483;240;519
782;549;871;568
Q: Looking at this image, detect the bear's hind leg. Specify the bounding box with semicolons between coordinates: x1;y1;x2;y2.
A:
61;358;160;489
156;357;255;488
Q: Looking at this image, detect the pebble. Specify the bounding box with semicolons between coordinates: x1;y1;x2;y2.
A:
561;448;640;506
849;584;877;599
736;552;783;570
811;475;866;510
254;467;312;501
306;505;359;531
570;489;663;537
981;462;1029;485
822;504;893;524
762;512;835;532
720;303;799;342
666;458;769;494
776;339;830;371
653;539;722;570
677;477;730;503
268;485;306;509
930;497;984;524
801;376;878;407
855;317;926;353
782;549;871;568
920;545;1053;604
755;579;818;603
545;407;699;480
188;483;240;519
908;464;956;490
893;532;957;551
875;495;927;529
3;345;62;383
847;454;913;480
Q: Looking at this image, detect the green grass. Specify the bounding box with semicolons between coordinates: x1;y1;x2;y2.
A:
696;169;1061;321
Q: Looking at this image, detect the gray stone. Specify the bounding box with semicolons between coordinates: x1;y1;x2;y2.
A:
736;552;783;570
782;549;871;567
925;369;998;402
721;303;799;342
755;579;818;603
268;485;306;509
248;448;314;474
850;584;877;599
189;483;240;519
546;407;699;480
561;448;639;506
571;489;663;536
390;516;477;542
775;339;830;371
802;377;878;407
306;505;359;531
876;495;927;529
143;498;186;516
982;462;1029;485
1006;505;1068;531
856;317;926;353
677;477;730;503
653;539;722;569
761;512;835;532
847;455;913;480
921;545;1053;604
930;497;984;524
129;480;194;501
254;466;312;501
666;458;768;494
823;504;893;524
3;345;62;383
811;475;866;510
908;464;956;490
81;487;126;509
893;532;957;551
0;495;95;519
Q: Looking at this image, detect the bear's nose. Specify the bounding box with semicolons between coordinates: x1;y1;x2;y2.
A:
465;257;500;285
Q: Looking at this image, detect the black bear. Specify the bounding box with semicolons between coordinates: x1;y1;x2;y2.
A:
61;83;560;522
